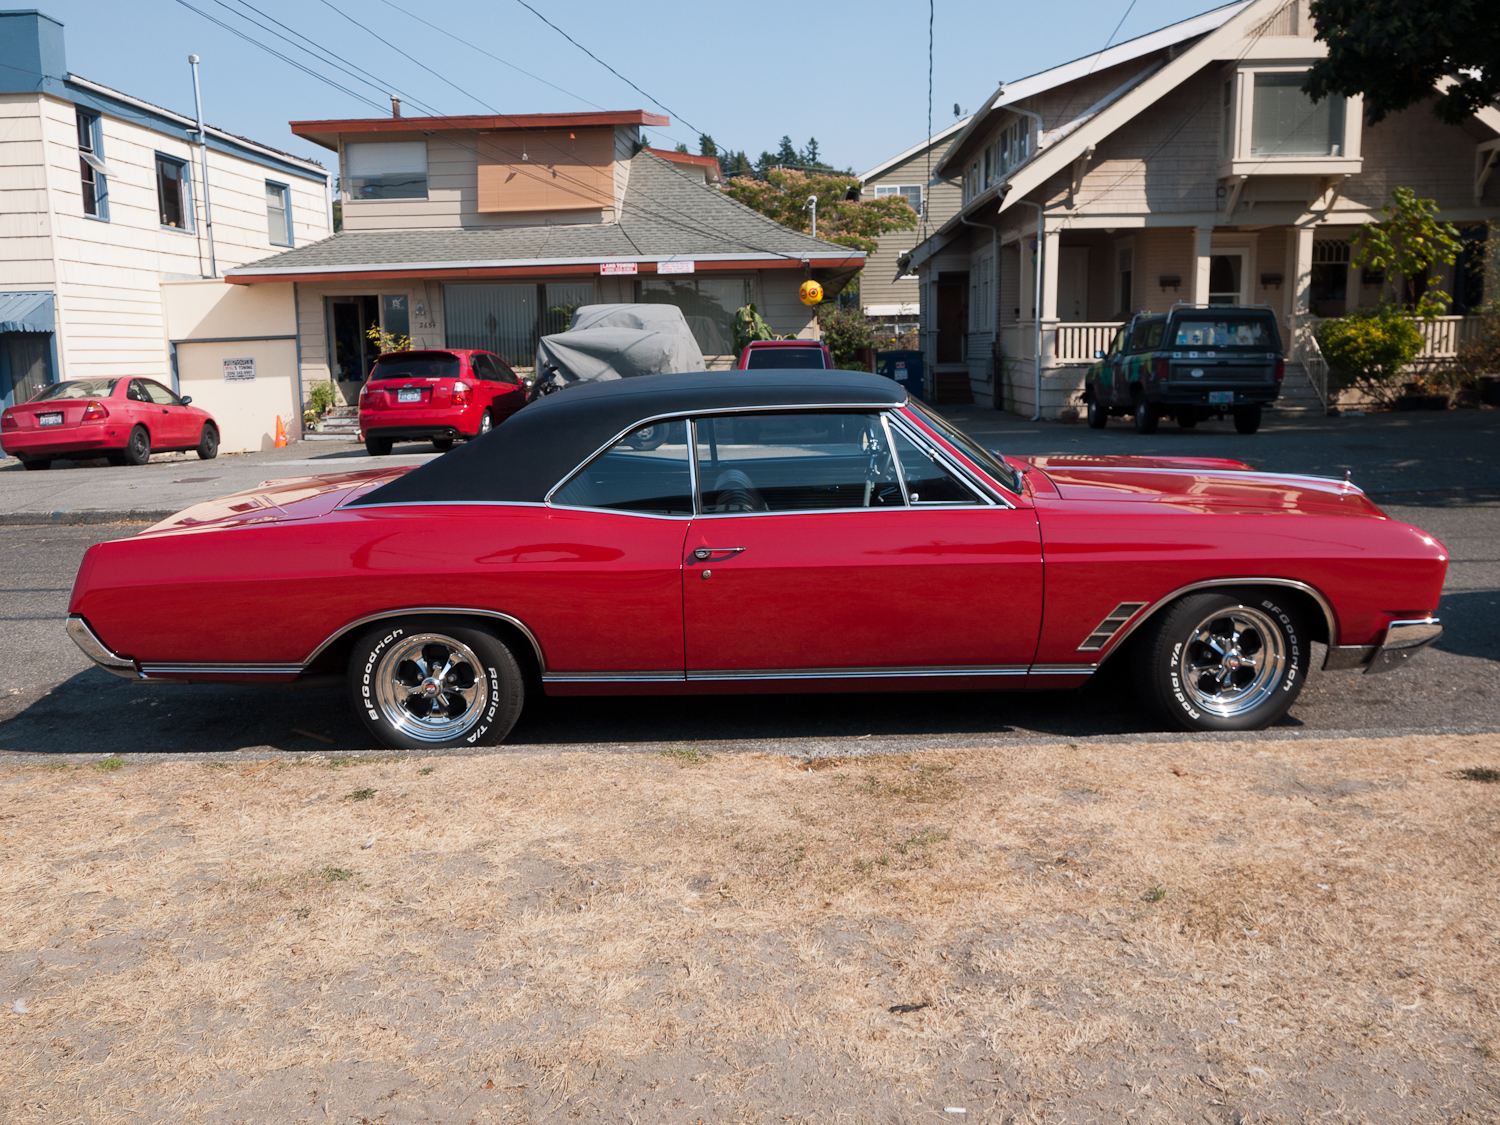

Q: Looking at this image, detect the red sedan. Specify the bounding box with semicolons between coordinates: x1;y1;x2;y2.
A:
66;371;1446;749
2;377;218;470
358;349;527;456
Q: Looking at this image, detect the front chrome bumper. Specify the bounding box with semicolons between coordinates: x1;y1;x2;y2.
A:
1322;617;1443;675
66;615;139;680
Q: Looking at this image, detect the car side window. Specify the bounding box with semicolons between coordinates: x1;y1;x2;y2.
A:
487;354;519;386
891;429;982;505
467;355;491;381
141;380;181;406
694;412;902;513
127;380;152;403
551;420;692;515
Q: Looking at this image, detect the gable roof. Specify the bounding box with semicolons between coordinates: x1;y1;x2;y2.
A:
227;151;863;282
934;0;1251;180
859;116;971;184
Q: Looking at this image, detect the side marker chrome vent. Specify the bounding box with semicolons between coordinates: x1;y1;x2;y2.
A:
1078;602;1147;652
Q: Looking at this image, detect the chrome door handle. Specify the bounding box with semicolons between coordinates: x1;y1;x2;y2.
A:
693;546;746;560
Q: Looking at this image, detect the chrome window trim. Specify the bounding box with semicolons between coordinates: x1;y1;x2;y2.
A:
886;413;1005;508
880;413;912;506
1093;578;1339;661
902;399;1026;497
545;401;898;510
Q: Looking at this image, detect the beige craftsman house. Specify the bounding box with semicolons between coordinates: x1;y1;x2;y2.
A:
903;0;1500;413
0;10;331;450
223;109;862;406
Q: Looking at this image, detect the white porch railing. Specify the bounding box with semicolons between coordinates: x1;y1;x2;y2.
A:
1289;316;1330;408
1414;315;1483;359
1054;322;1124;362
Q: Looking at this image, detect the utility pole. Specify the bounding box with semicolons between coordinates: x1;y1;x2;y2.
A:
188;54;216;278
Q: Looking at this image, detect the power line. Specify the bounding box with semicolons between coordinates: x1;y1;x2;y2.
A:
1086;0;1139;76
512;0;704;138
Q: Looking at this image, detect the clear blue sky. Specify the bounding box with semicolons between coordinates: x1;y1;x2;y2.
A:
39;0;1221;176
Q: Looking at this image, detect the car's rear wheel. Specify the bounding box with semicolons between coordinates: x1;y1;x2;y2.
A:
122;425;151;465
348;618;525;750
431;437;454;451
475;409;494;438
1234;404;1262;434
21;458;50;471
1133;399;1159;434
196;423;219;460
1133;591;1307;732
1086;392;1107;429
365;435;393;456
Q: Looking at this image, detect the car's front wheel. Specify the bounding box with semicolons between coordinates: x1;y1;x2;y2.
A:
196;423;219;460
1133;591;1307;732
348;618;525;749
1085;391;1107;429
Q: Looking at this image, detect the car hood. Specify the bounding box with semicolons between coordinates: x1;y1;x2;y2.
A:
140;466;417;535
1021;454;1386;518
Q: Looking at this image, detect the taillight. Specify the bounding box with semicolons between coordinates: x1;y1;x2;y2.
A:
1152;356;1170;381
1;409;15;430
82;401;109;422
358;383;369;403
1275;357;1285;383
451;380;472;406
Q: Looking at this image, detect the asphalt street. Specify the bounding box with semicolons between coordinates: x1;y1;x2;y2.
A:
0;408;1496;759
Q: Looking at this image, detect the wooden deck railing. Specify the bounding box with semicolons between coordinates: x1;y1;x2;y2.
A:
1053;322;1124;362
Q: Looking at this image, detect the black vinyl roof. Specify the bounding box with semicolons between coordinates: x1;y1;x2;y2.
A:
348;369;908;507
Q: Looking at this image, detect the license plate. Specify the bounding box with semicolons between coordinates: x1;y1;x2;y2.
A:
37;412;63;426
1208;391;1235;405
397;389;421;403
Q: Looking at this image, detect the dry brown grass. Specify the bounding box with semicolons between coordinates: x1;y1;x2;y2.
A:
2;734;1499;1124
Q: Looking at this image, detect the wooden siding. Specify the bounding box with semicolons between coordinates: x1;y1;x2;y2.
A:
861;144;959;315
477;127;613;213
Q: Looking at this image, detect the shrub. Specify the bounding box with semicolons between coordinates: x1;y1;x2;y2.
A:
307;380;337;416
1316;307;1423;407
816;304;877;368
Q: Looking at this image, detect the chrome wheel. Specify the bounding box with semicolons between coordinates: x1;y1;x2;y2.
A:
478;410;493;436
373;633;490;744
1176;604;1287;718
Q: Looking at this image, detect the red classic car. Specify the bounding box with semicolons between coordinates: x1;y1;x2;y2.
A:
358;349;527;456
66;371;1446;749
2;377;219;469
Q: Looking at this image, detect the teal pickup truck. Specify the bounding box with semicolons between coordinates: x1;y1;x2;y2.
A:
1082;306;1284;434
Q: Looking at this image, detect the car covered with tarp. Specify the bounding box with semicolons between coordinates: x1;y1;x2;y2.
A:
530;304;705;401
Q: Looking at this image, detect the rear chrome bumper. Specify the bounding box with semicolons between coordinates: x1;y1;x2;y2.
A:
66;615;139;679
1322;617;1443;674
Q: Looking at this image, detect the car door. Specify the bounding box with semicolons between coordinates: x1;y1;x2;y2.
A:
478;353;525;419
681;410;1044;679
138;379;197;446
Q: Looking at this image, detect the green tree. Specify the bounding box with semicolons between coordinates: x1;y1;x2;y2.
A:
698;134;718;158
721;167;917;254
1352;187;1462;316
673;142;689;154
1305;0;1500;125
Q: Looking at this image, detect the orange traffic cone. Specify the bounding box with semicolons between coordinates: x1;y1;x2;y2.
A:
274;415;287;448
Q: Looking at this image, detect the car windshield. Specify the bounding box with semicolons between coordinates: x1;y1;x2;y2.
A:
744;347;827;370
906;399;1020;494
372;353;461;381
1173;318;1275;349
27;379;120;402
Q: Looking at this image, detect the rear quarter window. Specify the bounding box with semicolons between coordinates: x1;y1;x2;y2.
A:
1130;321;1165;351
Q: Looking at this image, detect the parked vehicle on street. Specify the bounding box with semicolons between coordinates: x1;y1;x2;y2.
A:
1082;305;1285;434
2;377;218;470
67;370;1445;749
530;304;705;401
359;350;526;456
737;339;834;370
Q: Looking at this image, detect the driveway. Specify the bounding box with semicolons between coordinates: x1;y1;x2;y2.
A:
1;406;1494;758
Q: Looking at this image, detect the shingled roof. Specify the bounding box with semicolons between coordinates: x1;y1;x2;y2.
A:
228;152;863;280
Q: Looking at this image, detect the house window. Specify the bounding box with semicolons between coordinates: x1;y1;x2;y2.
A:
1220;81;1234;156
155;154;191;229
77;110;107;219
1250;73;1345;157
638;276;755;355
969;252;994;331
874;184;923;216
1116;246;1134;317
266;181;292;246
346;141;428;200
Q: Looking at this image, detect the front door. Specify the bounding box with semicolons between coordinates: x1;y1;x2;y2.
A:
3;333;51;407
329;296;379;405
935;280;967;364
682;412;1043;679
1208;252;1248;305
1058;247;1090;322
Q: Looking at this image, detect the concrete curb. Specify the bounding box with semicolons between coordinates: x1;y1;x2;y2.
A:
0;510;173;526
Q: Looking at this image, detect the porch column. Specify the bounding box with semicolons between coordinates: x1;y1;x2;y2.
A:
1019;241;1035;353
1039;226;1061;321
1290;223;1315;319
1190;226;1213;306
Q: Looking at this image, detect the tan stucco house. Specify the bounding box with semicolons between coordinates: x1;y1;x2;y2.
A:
903;0;1500;414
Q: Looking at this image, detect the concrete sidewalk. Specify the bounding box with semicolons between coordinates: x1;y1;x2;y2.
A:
2;406;1496;522
0;439;441;522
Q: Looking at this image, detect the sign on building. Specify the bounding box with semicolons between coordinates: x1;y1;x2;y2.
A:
599;262;638;275
657;260;695;274
223;357;256;382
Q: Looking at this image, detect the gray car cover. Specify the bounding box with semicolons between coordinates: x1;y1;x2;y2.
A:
531;304;706;399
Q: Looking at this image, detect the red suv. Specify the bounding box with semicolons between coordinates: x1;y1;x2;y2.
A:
359;350;526;456
736;339;835;370
2;377;218;470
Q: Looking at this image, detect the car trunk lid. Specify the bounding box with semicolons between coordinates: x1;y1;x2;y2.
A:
140;466;418;534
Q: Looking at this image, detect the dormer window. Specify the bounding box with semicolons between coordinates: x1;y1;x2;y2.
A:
1219;65;1360;175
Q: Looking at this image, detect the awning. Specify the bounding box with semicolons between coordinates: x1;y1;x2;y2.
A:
0;291;55;334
